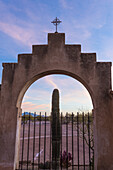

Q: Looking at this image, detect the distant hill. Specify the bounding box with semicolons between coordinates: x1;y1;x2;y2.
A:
22;112;47;117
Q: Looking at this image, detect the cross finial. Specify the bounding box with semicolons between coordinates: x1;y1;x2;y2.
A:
51;17;62;33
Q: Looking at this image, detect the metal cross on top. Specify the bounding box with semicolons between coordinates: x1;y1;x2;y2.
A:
51;17;62;33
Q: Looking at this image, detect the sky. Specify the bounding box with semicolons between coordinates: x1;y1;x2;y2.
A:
22;75;93;115
0;0;113;114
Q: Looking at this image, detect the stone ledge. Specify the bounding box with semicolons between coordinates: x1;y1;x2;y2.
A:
32;45;48;55
18;54;32;63
2;63;18;68
81;53;96;63
48;33;65;48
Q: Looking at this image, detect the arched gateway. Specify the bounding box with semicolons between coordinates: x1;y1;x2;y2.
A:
0;33;113;170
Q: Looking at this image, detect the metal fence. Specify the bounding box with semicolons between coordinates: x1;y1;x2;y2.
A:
17;112;94;170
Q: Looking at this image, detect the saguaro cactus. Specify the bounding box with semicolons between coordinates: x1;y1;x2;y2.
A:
51;89;61;169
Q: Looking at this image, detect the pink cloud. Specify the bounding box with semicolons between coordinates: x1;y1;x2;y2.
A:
0;21;35;47
22;101;50;112
45;76;59;89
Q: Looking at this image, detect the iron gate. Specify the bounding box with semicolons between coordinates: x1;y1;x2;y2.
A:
17;112;94;170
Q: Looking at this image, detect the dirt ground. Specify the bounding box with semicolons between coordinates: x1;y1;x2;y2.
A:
19;121;93;170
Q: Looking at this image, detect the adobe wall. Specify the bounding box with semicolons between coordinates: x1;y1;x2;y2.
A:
0;33;113;170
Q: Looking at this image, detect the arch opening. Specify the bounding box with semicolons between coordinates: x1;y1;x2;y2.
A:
15;71;94;170
16;70;95;111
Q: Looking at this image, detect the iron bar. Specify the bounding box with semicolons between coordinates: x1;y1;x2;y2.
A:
55;112;57;169
49;113;52;165
61;112;63;170
88;112;91;170
77;112;79;170
92;113;94;169
72;112;74;170
82;112;85;170
66;113;68;170
51;111;53;169
38;112;41;169
21;112;25;170
32;112;36;170
27;112;31;170
44;112;46;168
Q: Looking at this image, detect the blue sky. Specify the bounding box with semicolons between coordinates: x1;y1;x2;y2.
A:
0;0;113;114
22;75;92;114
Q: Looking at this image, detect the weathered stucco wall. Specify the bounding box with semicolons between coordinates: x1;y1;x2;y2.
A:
0;33;113;170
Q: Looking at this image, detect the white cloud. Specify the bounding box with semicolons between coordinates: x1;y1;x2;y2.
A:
45;76;59;89
59;0;73;9
23;88;51;102
0;1;50;47
0;22;36;47
61;88;92;104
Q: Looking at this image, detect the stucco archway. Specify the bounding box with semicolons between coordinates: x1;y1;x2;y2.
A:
15;71;94;169
0;33;113;170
